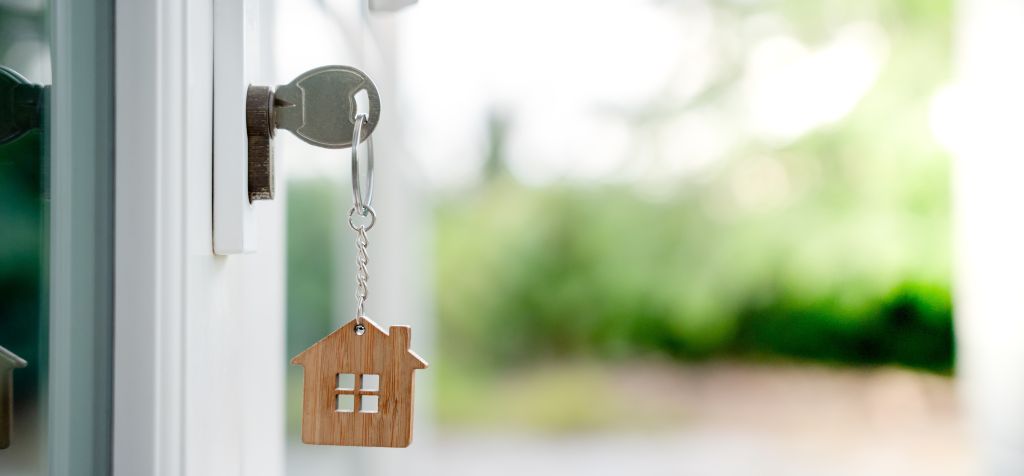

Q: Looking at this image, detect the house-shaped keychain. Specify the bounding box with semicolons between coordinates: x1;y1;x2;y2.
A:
291;317;427;447
0;346;27;450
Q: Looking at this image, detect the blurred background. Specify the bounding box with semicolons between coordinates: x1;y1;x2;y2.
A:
283;0;962;475
0;1;50;474
0;0;968;474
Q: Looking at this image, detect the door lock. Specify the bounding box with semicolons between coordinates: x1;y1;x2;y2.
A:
0;66;46;146
246;65;381;201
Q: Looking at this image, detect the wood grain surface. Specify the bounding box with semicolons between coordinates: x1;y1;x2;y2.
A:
291;317;427;447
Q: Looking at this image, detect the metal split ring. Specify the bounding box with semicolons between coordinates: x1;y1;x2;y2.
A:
350;113;374;214
348;205;376;231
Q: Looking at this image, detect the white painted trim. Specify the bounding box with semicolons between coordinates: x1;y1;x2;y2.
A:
213;0;261;255
114;0;185;473
114;1;283;474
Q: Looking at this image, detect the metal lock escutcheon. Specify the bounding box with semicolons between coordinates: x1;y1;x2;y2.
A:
246;65;381;201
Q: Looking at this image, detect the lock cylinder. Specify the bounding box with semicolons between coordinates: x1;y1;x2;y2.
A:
246;85;274;201
244;66;380;203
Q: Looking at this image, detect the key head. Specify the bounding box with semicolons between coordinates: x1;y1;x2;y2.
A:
274;65;381;149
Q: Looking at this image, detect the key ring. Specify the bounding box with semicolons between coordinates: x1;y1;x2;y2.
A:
347;112;376;326
348;205;376;231
350;113;374;216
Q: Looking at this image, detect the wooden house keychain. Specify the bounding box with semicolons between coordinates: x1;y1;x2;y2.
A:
291;112;428;448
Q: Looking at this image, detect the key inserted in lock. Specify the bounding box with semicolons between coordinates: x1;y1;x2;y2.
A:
246;65;381;201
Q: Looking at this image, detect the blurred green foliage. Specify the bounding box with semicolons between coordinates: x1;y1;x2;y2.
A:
286;0;954;415
0;5;51;402
433;0;953;372
0;131;45;398
286;180;339;358
434;175;951;372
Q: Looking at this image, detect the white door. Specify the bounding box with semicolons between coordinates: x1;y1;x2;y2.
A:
112;1;422;475
114;0;285;473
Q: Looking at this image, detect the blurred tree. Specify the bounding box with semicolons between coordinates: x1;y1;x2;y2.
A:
285;0;954;377
286;180;339;357
431;0;953;372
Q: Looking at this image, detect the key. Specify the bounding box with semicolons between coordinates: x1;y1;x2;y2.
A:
246;65;381;201
274;65;381;149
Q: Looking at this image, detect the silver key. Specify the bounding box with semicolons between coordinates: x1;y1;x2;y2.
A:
273;65;381;149
246;65;381;201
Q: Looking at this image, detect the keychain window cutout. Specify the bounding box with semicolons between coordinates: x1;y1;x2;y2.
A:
333;371;381;413
360;396;379;413
336;394;355;413
336;373;356;390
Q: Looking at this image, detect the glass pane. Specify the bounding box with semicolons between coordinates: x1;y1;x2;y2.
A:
0;2;51;472
0;0;113;474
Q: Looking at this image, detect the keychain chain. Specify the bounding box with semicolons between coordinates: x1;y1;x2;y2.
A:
353;219;371;320
348;113;375;335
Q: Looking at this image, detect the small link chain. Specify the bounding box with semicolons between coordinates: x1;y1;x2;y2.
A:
348;205;375;331
348;111;374;333
354;222;370;323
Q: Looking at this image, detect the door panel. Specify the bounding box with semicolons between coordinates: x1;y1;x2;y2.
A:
114;0;283;474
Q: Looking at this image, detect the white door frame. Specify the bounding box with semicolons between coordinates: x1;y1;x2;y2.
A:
955;0;1024;472
113;0;284;474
